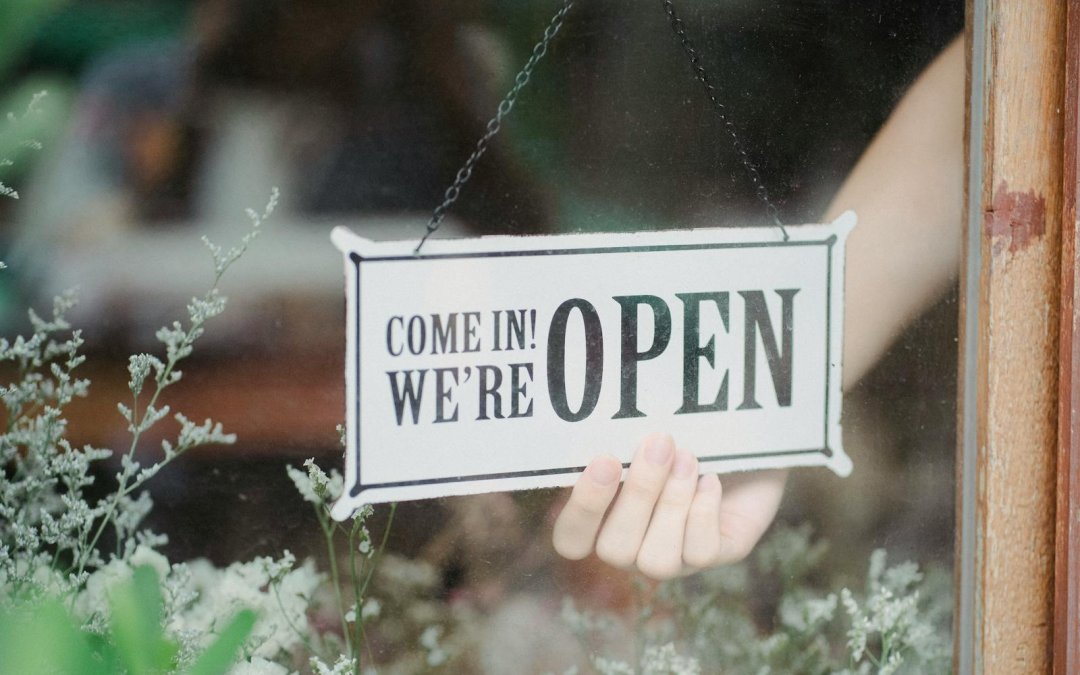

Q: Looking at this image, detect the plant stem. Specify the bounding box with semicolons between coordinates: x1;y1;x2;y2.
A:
320;506;352;657
358;504;396;601
75;309;205;576
357;505;395;675
348;519;364;675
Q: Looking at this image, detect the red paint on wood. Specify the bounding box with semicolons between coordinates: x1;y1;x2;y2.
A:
985;182;1048;254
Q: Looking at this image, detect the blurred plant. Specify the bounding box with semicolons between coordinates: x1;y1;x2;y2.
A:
0;176;315;673
0;184;279;595
0;83;953;673
286;457;472;675
559;524;952;675
0;92;460;674
276;473;949;675
0;0;75;191
0;0;68;80
0;565;255;675
0;88;46;200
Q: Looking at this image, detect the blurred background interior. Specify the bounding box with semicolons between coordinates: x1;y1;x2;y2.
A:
0;0;962;662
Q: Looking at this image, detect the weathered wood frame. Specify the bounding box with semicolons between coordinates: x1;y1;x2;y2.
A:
958;1;1076;672
1055;1;1080;672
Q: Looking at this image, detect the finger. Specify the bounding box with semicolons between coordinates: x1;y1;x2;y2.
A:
685;469;787;567
682;474;724;568
714;469;787;564
594;433;674;569
552;455;622;560
636;448;699;580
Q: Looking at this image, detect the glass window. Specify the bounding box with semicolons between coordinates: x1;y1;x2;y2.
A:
1;2;963;672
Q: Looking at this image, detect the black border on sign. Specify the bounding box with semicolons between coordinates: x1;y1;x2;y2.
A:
348;236;838;497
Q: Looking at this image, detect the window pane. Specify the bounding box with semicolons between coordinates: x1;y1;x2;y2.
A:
1;1;962;672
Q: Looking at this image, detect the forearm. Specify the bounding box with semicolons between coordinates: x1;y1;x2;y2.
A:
827;37;965;388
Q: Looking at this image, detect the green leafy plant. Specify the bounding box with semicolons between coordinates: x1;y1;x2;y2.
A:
285;458;468;674
0;94;951;675
0;172;312;673
0;185;280;601
0;565;255;675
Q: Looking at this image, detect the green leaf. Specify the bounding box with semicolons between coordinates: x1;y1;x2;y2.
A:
109;565;179;675
0;0;67;79
183;610;257;675
0;600;110;675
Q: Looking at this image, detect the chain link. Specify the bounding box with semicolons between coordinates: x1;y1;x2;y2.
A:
661;0;789;240
416;0;788;251
415;1;575;253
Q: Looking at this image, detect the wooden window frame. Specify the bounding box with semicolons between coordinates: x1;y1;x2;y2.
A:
1055;0;1080;672
958;1;1079;672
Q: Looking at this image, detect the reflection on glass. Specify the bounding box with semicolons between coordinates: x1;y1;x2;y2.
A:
0;1;961;672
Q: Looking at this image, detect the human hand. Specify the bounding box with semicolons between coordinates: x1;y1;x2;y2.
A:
551;434;787;580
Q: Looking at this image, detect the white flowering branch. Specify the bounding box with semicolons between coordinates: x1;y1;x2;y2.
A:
0;90;46;200
287;456;398;673
74;188;278;576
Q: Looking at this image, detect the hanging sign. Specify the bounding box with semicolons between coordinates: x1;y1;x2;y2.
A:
329;213;856;519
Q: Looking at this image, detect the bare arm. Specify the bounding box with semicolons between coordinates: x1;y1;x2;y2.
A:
553;38;965;578
835;37;964;386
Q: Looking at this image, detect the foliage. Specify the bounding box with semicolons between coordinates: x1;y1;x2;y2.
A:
0;0;67;77
0;178;308;673
0;565;255;675
0;95;951;675
0;88;46;200
560;524;952;675
286;457;472;674
0;213;951;674
0;100;450;671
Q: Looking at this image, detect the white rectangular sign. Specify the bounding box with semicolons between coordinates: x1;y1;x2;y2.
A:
330;213;855;519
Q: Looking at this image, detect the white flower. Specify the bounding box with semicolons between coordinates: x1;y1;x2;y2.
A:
304;458;343;501
420;625;449;666
640;643;701;675
344;596;380;624
165;556;322;660
309;655;355;675
129;543;170;579
591;657;635;675
75;558;134;622
361;597;381;621
228;657;292;675
286;464;318;504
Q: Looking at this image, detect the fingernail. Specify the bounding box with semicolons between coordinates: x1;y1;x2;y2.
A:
588;458;620;486
672;449;696;479
697;474;720;492
645;434;674;465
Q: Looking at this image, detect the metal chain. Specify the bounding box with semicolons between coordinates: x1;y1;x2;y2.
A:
415;1;575;254
661;0;789;240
